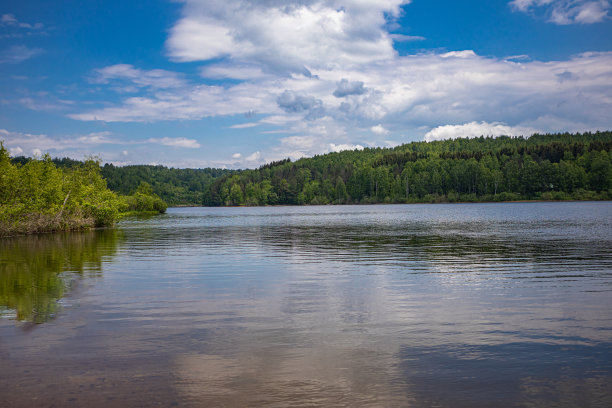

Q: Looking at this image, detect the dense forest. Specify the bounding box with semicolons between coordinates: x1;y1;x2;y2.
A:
100;164;232;206
10;157;229;207
4;131;611;215
1;143;166;236
204;131;612;206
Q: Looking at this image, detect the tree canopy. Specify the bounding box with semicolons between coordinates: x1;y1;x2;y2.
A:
203;131;612;206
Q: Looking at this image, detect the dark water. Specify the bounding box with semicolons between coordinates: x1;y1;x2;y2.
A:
1;202;612;407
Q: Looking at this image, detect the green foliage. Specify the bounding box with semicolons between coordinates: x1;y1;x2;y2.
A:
203;131;612;206
0;143;125;235
100;164;233;206
123;181;168;213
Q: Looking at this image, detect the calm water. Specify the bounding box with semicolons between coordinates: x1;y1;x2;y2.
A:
1;202;612;407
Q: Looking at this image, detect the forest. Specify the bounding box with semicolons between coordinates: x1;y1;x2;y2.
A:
100;164;232;206
9;157;232;207
1;143;166;236
3;132;611;220
203;131;612;206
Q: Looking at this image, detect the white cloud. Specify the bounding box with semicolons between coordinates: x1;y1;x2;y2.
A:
9;146;23;156
92;64;186;89
390;34;425;42
510;0;610;24
166;0;408;73
76;131;114;144
0;45;43;64
232;153;242;159
0;129;203;162
69;80;279;122
0;14;44;30
230;122;259;129
245;151;261;161
371;124;389;135
424;121;538;142
147;137;201;148
333;78;366;97
201;63;270;80
71;51;612;144
329;143;364;152
1;14;18;24
0;129;121;156
63;1;612;166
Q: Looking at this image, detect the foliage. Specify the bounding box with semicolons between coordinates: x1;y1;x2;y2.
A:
1;143;125;235
100;164;233;206
203;131;612;206
123;182;168;213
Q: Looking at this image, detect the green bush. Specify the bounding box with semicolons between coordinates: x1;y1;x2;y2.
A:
0;143;124;236
123;182;167;213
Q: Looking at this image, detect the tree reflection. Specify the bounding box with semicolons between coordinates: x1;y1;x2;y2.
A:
0;230;120;323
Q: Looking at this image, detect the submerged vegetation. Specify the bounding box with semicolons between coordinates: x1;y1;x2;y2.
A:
0;143;167;236
204;131;612;206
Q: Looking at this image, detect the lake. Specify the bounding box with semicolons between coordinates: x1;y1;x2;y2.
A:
1;202;612;407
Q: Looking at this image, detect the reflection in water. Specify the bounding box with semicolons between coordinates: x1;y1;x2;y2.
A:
1;203;611;407
0;230;120;323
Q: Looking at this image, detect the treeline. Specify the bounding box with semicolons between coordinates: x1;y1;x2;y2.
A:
100;164;233;206
11;157;231;206
1;144;167;236
203;131;612;206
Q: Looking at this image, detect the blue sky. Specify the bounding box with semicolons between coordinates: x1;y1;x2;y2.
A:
1;0;611;168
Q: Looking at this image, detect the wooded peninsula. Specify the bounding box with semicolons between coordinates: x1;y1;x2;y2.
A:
2;131;611;235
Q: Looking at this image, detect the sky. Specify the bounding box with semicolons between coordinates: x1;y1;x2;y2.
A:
1;0;611;169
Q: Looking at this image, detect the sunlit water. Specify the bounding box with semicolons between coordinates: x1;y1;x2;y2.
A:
1;202;612;407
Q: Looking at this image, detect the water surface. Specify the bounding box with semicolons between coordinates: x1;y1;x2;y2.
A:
1;202;612;407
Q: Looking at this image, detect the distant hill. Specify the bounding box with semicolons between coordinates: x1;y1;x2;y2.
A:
203;131;612;206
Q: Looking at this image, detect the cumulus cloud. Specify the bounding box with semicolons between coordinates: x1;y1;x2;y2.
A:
276;90;325;119
65;1;612;166
166;0;407;74
147;137;201;148
329;143;364;152
277;90;321;112
9;146;23;155
333;79;366;97
424;121;538;142
371;124;389;135
510;0;610;24
72;51;612;141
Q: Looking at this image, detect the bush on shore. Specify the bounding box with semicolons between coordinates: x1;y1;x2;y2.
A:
123;182;167;214
0;143;160;236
